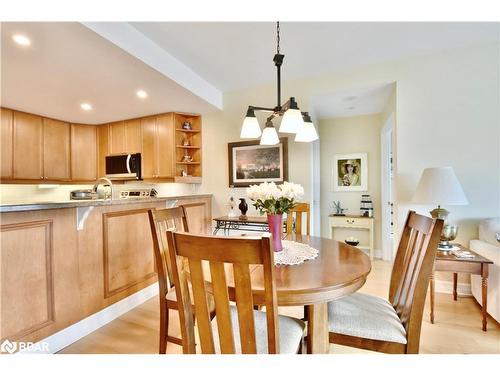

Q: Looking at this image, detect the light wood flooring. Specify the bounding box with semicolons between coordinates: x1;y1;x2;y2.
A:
59;260;500;354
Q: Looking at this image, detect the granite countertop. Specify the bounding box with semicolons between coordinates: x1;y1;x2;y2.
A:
0;194;213;213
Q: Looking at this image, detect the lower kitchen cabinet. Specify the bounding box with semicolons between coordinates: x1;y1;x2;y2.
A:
0;195;212;345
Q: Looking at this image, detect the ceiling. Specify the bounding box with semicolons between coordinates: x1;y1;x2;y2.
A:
1;22;498;124
0;22;219;124
312;84;395;120
131;22;499;92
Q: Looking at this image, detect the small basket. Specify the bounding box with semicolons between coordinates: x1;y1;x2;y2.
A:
345;240;359;246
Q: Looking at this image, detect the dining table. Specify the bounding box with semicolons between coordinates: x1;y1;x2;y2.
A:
222;233;372;354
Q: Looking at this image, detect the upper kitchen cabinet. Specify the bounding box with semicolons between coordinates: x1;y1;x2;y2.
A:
1;108;13;179
43;118;71;181
71;124;98;181
12;111;43;180
141;114;174;180
108;119;142;155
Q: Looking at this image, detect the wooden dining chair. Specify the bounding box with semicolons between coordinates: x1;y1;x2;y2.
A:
286;203;310;235
148;206;215;353
328;211;443;354
166;231;305;354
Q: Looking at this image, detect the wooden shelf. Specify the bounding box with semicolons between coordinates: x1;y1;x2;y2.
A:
175;129;200;133
176;161;201;165
174;176;202;184
176;146;200;149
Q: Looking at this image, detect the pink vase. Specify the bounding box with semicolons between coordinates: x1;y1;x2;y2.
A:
267;214;283;252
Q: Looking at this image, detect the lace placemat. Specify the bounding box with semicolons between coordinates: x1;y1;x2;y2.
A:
274;240;319;266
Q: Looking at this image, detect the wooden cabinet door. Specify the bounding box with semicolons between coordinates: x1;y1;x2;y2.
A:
156;114;174;178
71;124;97;181
1;108;13;179
125;119;142;153
109;121;126;154
43;118;71;180
97;124;109;178
141;117;157;179
13;111;43;180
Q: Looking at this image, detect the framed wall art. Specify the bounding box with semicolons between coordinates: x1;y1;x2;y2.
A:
333;153;368;192
228;138;288;187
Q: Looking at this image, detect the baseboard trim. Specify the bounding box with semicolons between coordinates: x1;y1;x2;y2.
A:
19;282;159;354
434;280;472;297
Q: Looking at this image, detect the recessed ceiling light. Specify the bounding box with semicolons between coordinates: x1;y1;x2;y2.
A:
348;106;355;110
344;96;358;102
12;34;31;46
80;103;93;111
136;90;148;99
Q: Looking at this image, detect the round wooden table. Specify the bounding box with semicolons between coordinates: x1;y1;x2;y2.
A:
229;234;372;354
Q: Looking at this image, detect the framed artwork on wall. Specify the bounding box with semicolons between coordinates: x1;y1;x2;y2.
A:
333;153;368;192
228;137;288;187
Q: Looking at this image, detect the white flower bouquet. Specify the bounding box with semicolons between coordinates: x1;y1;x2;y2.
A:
246;181;304;215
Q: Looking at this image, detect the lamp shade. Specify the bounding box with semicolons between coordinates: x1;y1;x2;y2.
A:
295;113;318;142
279;108;303;133
412;167;468;206
260;125;280;145
240;108;261;138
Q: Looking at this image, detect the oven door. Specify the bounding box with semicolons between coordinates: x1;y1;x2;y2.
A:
105;153;142;180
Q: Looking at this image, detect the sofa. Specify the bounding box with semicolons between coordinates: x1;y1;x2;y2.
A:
469;218;500;324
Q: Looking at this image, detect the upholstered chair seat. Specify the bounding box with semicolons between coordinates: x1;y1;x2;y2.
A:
212;306;305;354
328;293;407;344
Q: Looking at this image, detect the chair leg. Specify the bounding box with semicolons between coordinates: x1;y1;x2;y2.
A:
159;302;168;354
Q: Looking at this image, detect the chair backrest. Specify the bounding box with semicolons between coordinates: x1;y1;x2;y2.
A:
388;210;443;353
148;207;189;294
286;202;310;235
166;231;279;354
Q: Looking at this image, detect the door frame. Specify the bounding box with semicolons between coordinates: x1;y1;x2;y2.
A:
381;112;395;261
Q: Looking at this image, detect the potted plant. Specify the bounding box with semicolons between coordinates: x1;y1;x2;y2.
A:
247;181;304;252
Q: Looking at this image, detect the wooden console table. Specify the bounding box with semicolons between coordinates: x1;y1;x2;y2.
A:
328;215;375;260
430;245;493;331
213;215;286;235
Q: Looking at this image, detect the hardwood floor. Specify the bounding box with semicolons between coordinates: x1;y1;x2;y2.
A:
59;260;500;354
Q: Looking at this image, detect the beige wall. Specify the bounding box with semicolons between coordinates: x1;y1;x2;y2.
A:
2;42;498;260
200;43;500;250
319;114;384;252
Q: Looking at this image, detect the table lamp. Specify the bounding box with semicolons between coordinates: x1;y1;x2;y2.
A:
412;167;468;249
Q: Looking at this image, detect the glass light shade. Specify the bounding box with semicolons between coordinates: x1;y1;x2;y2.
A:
279;108;304;133
240;116;261;138
295;120;319;142
260;126;280;145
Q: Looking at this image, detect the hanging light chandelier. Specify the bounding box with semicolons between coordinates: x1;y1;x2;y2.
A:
240;22;319;145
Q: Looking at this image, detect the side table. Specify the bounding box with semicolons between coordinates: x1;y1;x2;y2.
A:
430;245;494;331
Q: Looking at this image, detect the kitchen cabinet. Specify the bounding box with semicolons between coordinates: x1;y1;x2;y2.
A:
0;195;212;345
156;114;174;178
1;108;13;179
13;111;43;180
141;114;174;180
97;124;109;178
71;124;98;181
109;119;142;155
43;118;71;181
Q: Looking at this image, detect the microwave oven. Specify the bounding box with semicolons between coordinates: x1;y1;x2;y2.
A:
105;153;142;180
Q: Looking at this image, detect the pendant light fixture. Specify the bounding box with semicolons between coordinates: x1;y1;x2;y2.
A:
240;22;318;145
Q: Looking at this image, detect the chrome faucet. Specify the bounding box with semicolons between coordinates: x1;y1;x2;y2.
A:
92;177;114;200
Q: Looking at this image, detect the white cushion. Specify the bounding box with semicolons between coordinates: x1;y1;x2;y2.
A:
212;306;305;354
328;293;407;344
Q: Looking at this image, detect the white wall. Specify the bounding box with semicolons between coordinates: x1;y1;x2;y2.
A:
319;114;384;251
